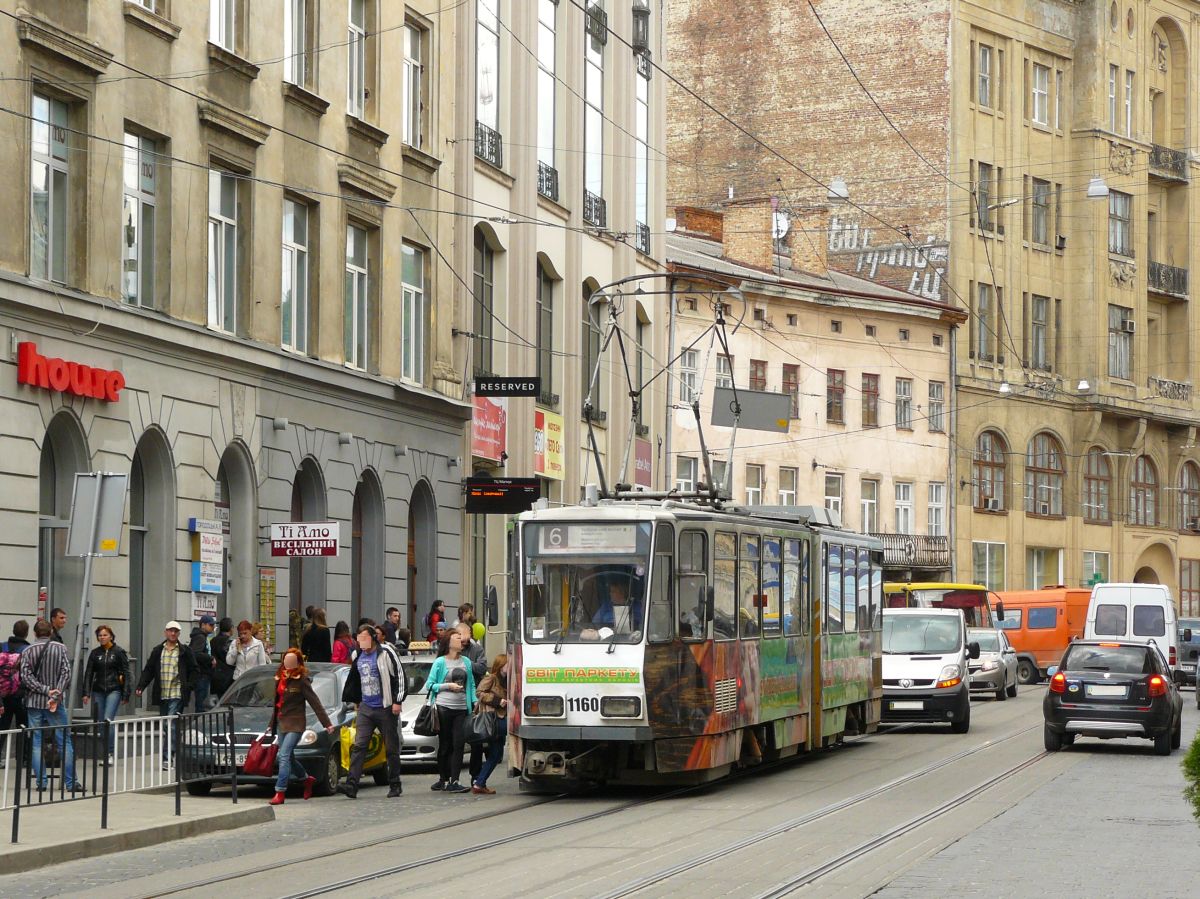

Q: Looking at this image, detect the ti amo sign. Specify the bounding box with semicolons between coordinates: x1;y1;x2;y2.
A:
465;477;540;514
474;377;542;398
269;521;340;557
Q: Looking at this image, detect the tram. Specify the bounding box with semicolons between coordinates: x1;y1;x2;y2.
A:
504;496;884;789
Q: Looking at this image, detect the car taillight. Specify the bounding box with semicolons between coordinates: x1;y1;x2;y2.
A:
1148;674;1168;697
1049;672;1067;694
1170;646;1177;666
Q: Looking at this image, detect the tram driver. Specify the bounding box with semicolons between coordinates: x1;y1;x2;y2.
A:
580;577;643;641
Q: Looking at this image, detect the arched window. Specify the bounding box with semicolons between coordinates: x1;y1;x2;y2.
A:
973;430;1008;511
1180;462;1200;530
581;279;604;419
1024;432;1064;516
472;226;495;376
536;260;555;402
1130;455;1158;526
1083;448;1111;523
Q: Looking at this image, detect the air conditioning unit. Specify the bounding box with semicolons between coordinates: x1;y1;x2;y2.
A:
1038;501;1051;516
985;498;1002;512
1055;234;1067;251
1188;517;1200;531
1122;319;1137;333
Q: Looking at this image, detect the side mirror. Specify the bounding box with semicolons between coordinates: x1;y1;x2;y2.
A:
967;641;981;660
485;585;499;628
1185;628;1193;642
995;601;1005;622
1047;665;1059;677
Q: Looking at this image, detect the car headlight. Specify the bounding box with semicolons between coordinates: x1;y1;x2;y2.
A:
937;664;963;688
600;697;641;718
523;695;564;717
298;729;319;746
981;660;999;672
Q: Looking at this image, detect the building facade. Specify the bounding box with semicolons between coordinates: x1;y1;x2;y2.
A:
666;202;964;580
668;0;1200;611
1;0;470;669
457;0;668;623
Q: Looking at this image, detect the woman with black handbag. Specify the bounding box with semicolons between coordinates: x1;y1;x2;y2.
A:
471;653;508;795
424;628;476;794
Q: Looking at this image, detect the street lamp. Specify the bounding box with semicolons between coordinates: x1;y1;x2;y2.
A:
1086;176;1110;198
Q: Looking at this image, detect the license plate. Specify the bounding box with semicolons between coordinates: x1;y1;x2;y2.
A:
890;700;924;710
1185;665;1195;672
1086;684;1127;698
234;753;247;767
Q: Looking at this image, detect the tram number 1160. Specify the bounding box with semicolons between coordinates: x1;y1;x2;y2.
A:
566;696;600;713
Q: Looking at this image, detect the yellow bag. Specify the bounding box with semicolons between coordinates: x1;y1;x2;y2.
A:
339;722;386;771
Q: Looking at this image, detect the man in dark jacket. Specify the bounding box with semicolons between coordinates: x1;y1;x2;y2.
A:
135;621;198;768
188;616;216;712
210;617;235;698
337;625;404;799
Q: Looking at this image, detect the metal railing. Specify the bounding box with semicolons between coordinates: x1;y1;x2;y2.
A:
1148;260;1188;297
583;190;607;228
474;120;503;169
868;533;951;569
1149;144;1188;181
537;161;559;202
635;222;650;255
4;708;236;842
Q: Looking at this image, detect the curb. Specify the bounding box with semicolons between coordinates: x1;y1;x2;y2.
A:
0;805;275;876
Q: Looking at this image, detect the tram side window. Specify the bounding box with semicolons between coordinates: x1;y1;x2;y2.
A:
802;540;811;635
740;534;761;638
825;543;843;634
842;545;858;632
677;530;709;641
857;547;870;631
714;531;738;640
762;537;782;637
648;524;675;643
783;538;802;636
871;557;883;629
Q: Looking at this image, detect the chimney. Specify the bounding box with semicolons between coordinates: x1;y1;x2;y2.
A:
721;198;775;271
673;206;723;241
788;205;832;275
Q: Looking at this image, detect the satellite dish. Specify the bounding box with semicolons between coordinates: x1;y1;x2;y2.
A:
772;211;790;240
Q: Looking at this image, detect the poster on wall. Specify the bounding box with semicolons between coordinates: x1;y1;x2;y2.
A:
258;567;277;650
533;409;564;481
471;395;507;462
634;438;653;489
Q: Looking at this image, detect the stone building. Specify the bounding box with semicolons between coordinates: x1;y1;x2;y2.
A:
668;0;1200;609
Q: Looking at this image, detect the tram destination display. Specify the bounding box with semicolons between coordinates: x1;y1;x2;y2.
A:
465;477;540;514
537;523;638;554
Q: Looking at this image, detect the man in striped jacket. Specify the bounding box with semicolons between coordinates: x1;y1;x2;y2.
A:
19;619;78;792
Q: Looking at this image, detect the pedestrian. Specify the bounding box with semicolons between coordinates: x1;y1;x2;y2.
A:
188;615;217;712
336;625;405;799
301;608;332;663
456;622;488;785
81;625;130;764
135;621;198;769
49;607;67;644
0;620;30;764
251;621;273;658
452;603;475;629
395;627;411;655
227;620;270;681
288;609;303;651
331;621;355;663
268;647;335;805
19;620;79;792
424;600;445;642
382;607;402;646
426;627;476;794
210;617;236;699
472;653;509;795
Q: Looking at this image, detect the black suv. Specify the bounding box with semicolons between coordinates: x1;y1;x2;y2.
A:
1043;640;1183;755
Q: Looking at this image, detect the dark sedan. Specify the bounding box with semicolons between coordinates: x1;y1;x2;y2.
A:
1043;640;1183;755
182;663;389;795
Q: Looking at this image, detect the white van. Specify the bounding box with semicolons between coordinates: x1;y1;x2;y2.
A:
881;607;979;733
1084;583;1180;681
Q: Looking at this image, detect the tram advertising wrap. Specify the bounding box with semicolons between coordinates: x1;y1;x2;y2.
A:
507;501;883;789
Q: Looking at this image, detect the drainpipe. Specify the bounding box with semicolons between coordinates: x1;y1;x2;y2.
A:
949;322;958;579
664;275;677;491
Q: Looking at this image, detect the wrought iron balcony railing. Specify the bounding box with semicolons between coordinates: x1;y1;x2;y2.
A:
1147;260;1188;297
1149;144;1188;181
583;190;607;228
537;161;559;203
868;533;951;569
474;120;503;169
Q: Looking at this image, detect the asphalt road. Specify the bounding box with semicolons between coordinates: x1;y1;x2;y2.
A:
1;685;1197;898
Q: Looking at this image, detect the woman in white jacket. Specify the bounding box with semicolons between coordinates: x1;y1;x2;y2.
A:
226;619;270;680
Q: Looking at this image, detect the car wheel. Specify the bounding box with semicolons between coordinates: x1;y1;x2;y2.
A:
186;780;214;797
1172;717;1183;750
995;684;1007;701
315;749;341;796
1044;724;1062;752
1017;660;1038;685
1006;677;1018;698
950;701;970;734
1154;729;1172;756
1061;733;1075;747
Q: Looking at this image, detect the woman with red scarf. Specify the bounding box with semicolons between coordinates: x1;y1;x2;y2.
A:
269;647;334;805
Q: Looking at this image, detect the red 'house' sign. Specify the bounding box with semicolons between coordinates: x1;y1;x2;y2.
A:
17;342;126;402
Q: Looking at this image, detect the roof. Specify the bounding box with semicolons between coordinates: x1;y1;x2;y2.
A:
666;231;963;317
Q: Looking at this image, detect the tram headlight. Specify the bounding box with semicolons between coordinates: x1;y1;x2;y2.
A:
524;695;564;717
600;697;642;718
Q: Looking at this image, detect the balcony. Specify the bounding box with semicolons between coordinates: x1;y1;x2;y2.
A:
635;222;650;255
537;161;559;203
869;533;951;570
583;190;607;228
1147;375;1192;401
1149;144;1188;182
1147;260;1188;298
474;120;503;169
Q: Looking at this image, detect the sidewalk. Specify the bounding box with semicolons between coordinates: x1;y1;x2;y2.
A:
0;792;273;875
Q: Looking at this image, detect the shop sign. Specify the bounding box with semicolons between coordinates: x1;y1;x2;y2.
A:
471;395;507;462
270;521;340;557
533;409;565;481
189;518;224;594
634;438;653;488
192;593;219;621
17;342;126;402
475;377;541;397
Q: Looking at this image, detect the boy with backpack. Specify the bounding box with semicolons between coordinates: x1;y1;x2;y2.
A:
0;620;30;763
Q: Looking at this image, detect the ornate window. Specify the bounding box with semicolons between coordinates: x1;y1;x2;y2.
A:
973;430;1008;510
1129;455;1158;526
1180;462;1200;530
1024;432;1064;516
1083;448;1111;522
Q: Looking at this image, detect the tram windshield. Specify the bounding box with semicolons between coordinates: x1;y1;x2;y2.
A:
521;521;653;645
885;584;995;628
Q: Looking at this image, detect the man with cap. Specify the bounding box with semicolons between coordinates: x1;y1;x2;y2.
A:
189;615;217;712
136;621;198;768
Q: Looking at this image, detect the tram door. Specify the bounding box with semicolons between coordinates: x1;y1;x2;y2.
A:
809;538;828;749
